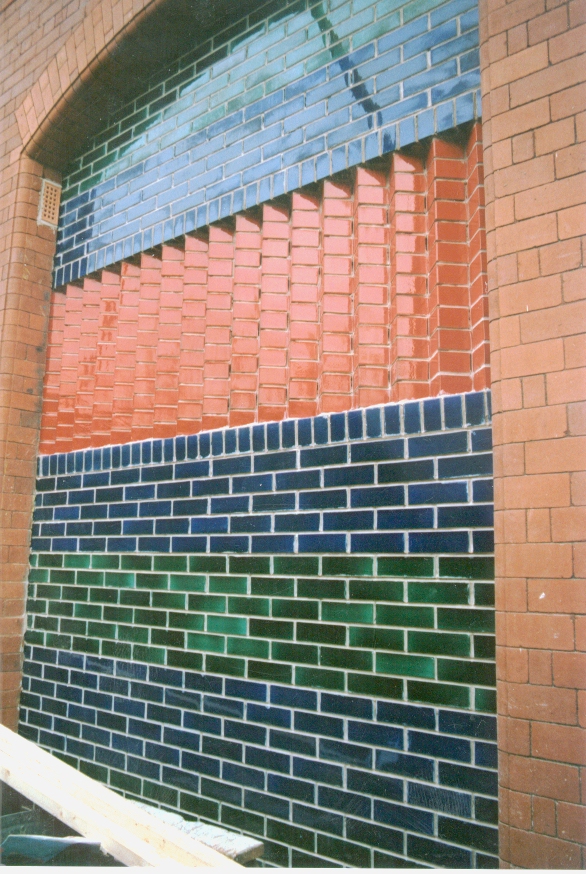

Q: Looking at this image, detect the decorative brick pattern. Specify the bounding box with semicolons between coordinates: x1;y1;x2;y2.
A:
52;0;482;287
22;391;497;867
41;129;490;453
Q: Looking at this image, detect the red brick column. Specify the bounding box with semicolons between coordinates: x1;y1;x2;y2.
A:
480;0;586;866
229;213;261;426
178;232;208;430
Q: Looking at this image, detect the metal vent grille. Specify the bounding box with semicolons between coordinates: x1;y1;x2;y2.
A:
38;180;61;227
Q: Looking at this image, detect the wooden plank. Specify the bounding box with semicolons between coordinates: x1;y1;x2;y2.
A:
0;725;241;868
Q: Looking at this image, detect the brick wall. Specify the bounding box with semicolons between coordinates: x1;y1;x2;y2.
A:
23;391;498;867
479;0;586;866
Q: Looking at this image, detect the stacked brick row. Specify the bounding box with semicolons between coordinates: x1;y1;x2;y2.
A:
41;125;489;454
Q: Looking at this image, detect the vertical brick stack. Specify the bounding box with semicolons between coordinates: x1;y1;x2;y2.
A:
38;126;491;455
479;0;586;866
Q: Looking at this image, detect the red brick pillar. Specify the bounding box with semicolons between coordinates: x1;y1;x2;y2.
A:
202;224;234;431
230;213;262;426
131;254;162;442
39;293;66;454
178;232;208;431
289;189;321;420
480;0;586;866
111;262;141;446
389;152;428;400
320;177;354;413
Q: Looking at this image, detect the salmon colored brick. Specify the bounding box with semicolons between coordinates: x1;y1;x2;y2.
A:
289;189;321;419
320;177;354;412
178;232;208;430
202;223;234;430
229;213;261;426
110;262;141;445
153;245;184;438
131;253;162;442
91;269;122;446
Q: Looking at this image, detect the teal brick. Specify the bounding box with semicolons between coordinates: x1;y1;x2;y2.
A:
151;628;185;648
408;630;470;657
320;646;373;671
170;574;206;591
272;641;319;665
118;625;149;643
248;660;292;684
377;605;434;627
251;576;294;596
322;602;374;624
475;688;497;712
169;612;205;631
377;557;434;577
349;626;404;651
349;579;403;601
438;659;496;686
439;557;494;580
274;556;319;576
188;594;226;613
298;579;345;600
73;636;100;654
272;598;318;620
38;554;63;568
122;555;152;571
136;572;168;589
102;641;132;660
46;633;72;649
323;556;373;577
408;582;469;604
229;556;270;575
474;635;495;659
206;654;246;677
167;650;204;670
88;621;116;639
91;555;120;570
438;608;495;633
180;792;219;822
133;644;166;664
77;571;104;585
228;596;270;616
407;680;470;708
50;570;75;584
227;637;270;658
190;556;226;573
209;575;248;594
64;554;91;568
152;592;186;609
207;615;247;635
74;603;102;620
295;666;345;691
104;571;135;588
187;632;225;653
376;652;435;678
154;555;187;572
475;583;495;606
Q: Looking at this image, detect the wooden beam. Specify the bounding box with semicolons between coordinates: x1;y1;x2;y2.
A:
0;725;241;868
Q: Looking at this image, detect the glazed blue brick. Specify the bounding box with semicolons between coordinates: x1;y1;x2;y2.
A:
254;451;296;472
324;510;373;531
374;799;434;835
225;720;266;746
293;802;344;836
472;428;493;452
439;453;493;479
246;744;291;774
204;695;244;718
281;420;296;448
274;513;319;532
320;738;373;768
270;686;317;711
409;431;468;458
376;750;433;781
319;785;371;818
183;714;222;737
347;769;403;802
231;514;271;533
351;438;403;463
438;505;493;528
226;678;267;702
299;489;345;510
439;710;496;741
324;464;374;487
351;532;404;553
473;530;494;552
253;493;295;512
378;508;434;529
351;485;404;508
295;711;344;739
409;730;471;762
409;531;468;553
299;534;346;552
408;482;467;505
165;689;202;711
348;721;403;748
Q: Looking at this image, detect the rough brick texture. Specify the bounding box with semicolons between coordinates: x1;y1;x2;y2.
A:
479;0;586;866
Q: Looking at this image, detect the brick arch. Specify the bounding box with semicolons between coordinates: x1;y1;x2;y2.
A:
15;0;165;163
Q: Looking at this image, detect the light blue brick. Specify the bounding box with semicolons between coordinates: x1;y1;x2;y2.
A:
455;91;475;125
431;68;480;104
417;108;435;139
404;60;459;98
431;29;478;65
286;165;300;191
460;48;480;74
435;100;455;131
430;0;477;27
399;116;416;148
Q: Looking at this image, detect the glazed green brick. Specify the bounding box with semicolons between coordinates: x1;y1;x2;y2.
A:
104;606;134;623
438;659;496;686
272;598;318;620
377;605;435;628
36;584;58;599
133;644;166;664
77;571;104;585
49;601;73;617
408;630;470;657
90;587;118;604
65;554;91;569
73;636;100;654
74;603;102;620
272;641;319;665
24;631;44;645
188;594;226;613
249;618;294;640
118;625;149;643
274;556;319;576
136;572;168;590
207;615;247;636
438;608;495;633
408;680;470;708
349;626;404;651
39;554;63;568
349;579;403;601
26;599;47;614
143;781;178;808
102;641;132;660
88;621;116;639
228;596;270;616
320;646;372;672
248;660;292;684
110;770;142;794
169;612;205;631
187;632;225;653
352;11;401;48
229;556;270;575
408;582;469;605
34;616;58;631
60;619;87;635
167;650;204;670
474;635;496;659
180;792;219;822
439;557;494;580
62;586;88;602
91;555;120;570
251;576;294;597
151;628;185;648
348;673;403;699
120;590;150;606
29;569;49;583
378;557;434;577
227;637;270;658
46;633;72;649
322;601;373;624
298;578;345;600
295;666;344;691
29;554;39;567
475;584;495;606
376;652;434;679
134;608;166;627
105;571;135;588
475;688;497;713
209;575;248;594
266;818;315;853
81;760;110;784
403;0;444;22
439;818;498;855
170;574;206;592
154;555;187;572
121;555;152;571
190;556;226;573
50;569;76;584
476;797;499;825
322;556;373;577
297;621;345;645
152;592;186;610
206;654;246;677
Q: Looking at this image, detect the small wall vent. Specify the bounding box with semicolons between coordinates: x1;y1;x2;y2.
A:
38;180;61;227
